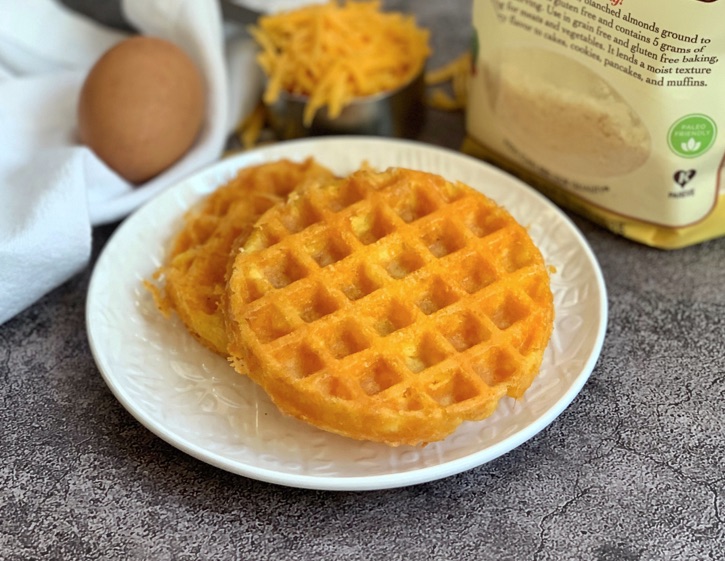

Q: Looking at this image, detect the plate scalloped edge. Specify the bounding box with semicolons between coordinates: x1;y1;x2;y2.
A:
86;137;608;491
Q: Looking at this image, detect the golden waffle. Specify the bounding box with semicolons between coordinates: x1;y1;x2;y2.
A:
148;158;335;355
225;167;554;446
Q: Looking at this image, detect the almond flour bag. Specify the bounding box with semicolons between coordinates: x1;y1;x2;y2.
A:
463;0;725;249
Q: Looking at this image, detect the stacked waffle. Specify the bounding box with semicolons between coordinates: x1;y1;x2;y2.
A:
149;161;554;446
148;158;335;355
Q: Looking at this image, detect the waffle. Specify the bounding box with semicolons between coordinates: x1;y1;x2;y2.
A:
225;167;554;446
148;158;335;355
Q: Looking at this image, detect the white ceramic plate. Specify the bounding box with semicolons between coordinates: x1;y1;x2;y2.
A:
86;137;607;491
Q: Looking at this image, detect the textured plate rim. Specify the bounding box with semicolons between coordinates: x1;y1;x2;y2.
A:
86;137;608;491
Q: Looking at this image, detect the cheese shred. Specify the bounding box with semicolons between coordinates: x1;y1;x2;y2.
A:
425;52;471;111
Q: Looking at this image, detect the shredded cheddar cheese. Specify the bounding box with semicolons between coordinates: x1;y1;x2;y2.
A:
251;0;430;126
235;101;267;149
425;52;471;111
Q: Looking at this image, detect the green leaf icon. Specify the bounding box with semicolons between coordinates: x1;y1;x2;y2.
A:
680;138;701;153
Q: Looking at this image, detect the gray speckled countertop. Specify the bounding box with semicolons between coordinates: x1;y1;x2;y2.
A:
3;1;725;560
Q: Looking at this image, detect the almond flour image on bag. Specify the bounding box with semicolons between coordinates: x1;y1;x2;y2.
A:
483;48;651;178
463;0;725;248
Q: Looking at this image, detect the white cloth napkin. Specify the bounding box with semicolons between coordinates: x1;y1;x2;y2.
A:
0;0;262;325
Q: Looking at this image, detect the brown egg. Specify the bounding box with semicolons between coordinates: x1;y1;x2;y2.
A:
78;36;205;184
